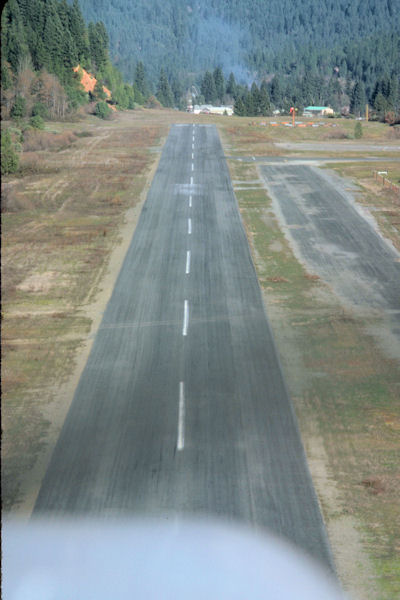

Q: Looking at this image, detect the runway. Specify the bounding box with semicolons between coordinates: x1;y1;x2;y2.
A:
259;163;400;351
34;124;333;569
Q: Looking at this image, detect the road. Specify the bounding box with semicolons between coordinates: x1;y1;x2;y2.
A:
34;124;333;569
259;164;400;354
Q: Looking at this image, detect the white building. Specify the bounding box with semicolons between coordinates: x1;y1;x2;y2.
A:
303;106;334;117
191;104;234;116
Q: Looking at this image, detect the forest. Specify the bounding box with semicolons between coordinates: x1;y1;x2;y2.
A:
1;0;136;122
1;0;400;128
77;0;400;109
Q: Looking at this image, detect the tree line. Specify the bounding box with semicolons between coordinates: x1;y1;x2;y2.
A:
195;66;399;119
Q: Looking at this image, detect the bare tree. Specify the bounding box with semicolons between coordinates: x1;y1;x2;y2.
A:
36;70;69;119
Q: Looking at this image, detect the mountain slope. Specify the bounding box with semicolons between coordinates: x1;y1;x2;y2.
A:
77;0;400;87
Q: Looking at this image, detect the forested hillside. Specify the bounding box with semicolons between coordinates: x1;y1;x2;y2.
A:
78;0;400;96
1;0;135;122
1;0;399;121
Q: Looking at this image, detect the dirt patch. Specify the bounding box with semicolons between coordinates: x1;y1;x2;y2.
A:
17;271;60;293
269;240;284;252
305;433;379;600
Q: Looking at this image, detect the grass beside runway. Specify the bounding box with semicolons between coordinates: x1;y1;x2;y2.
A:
2;111;167;511
227;150;400;600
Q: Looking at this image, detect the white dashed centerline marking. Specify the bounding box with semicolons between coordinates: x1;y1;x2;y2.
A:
186;250;191;274
188;218;192;235
192;143;194;150
189;195;192;208
190;176;193;185
191;163;194;171
192;152;194;159
177;382;185;450
183;300;189;336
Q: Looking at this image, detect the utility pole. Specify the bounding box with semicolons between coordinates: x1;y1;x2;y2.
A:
366;103;369;122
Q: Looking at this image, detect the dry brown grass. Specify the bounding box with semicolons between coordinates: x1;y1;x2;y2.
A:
225;130;400;598
22;129;77;152
2;110;166;511
323;129;350;140
387;125;400;140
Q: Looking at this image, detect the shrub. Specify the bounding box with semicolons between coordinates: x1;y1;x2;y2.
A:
11;96;27;119
354;121;363;139
1;130;20;175
94;101;112;119
73;130;93;138
29;115;45;130
31;102;48;118
145;95;162;109
65;84;88;109
18;152;41;175
385;111;396;125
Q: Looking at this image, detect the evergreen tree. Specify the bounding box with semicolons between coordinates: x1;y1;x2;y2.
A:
88;21;108;73
354;121;363;138
156;69;174;107
345;74;353;97
234;97;245;116
388;75;399;110
243;89;255;116
201;71;217;103
134;61;149;98
11;94;26;118
171;77;184;108
69;0;89;63
57;0;70;32
124;83;135;109
2;0;29;73
301;71;313;106
259;81;271;115
250;82;260;115
1;62;13;90
226;72;237;99
213;66;224;103
1;129;19;175
270;75;282;107
350;80;365;115
42;1;65;77
112;85;127;108
373;92;388;116
61;29;78;81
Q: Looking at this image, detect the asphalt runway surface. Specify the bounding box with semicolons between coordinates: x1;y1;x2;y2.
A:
34;125;333;569
275;141;400;152
260;164;400;345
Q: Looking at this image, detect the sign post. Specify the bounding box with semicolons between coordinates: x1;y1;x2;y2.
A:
290;107;295;127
